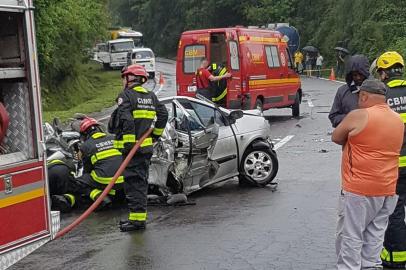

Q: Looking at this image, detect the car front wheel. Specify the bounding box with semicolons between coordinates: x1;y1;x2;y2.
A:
239;146;278;187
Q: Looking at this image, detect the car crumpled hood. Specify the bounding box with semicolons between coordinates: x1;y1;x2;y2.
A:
233;113;271;134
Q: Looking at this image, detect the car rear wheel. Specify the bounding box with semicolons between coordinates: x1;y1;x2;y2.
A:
239;146;278;187
292;92;300;117
255;98;263;112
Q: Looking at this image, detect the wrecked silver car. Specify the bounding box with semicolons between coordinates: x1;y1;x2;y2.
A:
149;96;278;195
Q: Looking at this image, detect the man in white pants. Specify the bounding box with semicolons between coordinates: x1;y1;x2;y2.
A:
332;79;404;270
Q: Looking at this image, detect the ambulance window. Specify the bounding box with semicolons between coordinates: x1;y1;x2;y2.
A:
229;41;239;70
265;46;280;68
184;45;206;74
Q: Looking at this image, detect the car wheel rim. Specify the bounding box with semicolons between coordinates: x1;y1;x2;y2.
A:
244;150;272;182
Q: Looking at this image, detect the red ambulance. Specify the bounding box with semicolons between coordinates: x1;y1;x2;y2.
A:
0;1;59;268
176;27;302;116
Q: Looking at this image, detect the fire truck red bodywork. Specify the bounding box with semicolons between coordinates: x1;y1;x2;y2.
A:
0;1;58;267
176;27;302;113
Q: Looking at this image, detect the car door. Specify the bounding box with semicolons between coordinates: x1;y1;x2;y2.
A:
176;98;239;187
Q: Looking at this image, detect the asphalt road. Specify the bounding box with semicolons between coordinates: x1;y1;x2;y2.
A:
13;63;349;270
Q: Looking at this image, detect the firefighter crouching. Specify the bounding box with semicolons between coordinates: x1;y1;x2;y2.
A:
376;51;406;268
109;64;168;232
50;117;124;212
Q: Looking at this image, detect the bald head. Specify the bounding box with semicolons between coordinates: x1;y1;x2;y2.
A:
358;90;386;108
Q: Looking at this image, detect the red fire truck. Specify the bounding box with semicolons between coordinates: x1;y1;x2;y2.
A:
176;27;302;116
0;1;59;268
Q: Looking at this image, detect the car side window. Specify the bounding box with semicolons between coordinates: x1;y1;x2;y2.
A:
178;99;225;128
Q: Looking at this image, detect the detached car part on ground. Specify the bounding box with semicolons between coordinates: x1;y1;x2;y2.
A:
149;96;278;196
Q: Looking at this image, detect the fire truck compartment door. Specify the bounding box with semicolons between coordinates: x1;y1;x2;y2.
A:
0;166;49;252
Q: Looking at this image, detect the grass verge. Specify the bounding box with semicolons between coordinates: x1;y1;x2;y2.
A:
42;62;122;122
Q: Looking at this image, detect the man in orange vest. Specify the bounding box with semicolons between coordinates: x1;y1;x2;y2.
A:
332;79;404;269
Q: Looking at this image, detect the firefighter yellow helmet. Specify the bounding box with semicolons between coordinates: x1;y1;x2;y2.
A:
377;51;404;70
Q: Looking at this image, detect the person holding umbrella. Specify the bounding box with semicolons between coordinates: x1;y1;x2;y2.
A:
335;47;350;78
302;46;318;76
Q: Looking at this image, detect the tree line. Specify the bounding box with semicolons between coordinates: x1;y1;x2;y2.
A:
112;0;406;64
34;0;406;94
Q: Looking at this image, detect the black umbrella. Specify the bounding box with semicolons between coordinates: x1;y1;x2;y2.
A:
302;45;318;53
334;47;349;54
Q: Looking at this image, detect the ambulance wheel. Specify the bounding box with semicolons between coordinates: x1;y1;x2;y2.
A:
255;98;263;112
292;92;300;117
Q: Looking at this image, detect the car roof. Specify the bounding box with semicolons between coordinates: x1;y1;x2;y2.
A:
159;96;231;113
108;39;134;44
129;48;154;53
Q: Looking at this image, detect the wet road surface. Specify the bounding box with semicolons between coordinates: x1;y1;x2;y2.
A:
14;65;351;269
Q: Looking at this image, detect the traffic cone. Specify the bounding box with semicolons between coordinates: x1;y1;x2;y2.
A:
159;72;164;85
329;67;336;81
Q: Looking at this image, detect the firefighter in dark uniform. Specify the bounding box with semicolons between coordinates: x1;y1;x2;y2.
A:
111;64;168;231
48;158;77;213
76;117;124;208
210;63;229;107
377;51;406;268
52;117;124;212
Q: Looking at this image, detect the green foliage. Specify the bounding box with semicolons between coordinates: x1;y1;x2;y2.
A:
35;0;109;90
110;0;406;66
42;63;123;122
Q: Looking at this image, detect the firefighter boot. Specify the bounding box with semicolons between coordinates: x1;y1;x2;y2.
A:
51;195;73;213
119;220;146;232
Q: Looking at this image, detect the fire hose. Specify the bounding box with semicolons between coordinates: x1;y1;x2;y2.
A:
55;127;153;239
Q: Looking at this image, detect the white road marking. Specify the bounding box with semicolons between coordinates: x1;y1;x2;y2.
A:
273;135;295;150
317;77;346;84
307;99;314;108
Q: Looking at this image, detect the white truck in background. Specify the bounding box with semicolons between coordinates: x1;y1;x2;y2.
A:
94;38;135;70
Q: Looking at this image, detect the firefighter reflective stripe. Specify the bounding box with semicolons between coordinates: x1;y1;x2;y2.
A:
212;88;227;102
133;110;156;119
89;189;116;201
90;189;102;201
129;212;147;221
381;247;406;262
91;149;122;164
153;128;164;136
399;113;406;123
91;132;106;139
399;156;406;167
141;137;153;147
47;159;65;166
114;140;124;149
114;134;136;148
90;171;124;185
387;80;406;88
64;193;76;207
114;137;152;149
123;134;136;142
133;86;148;93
